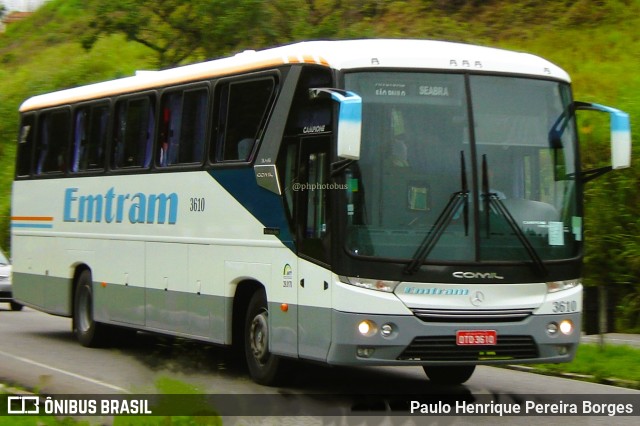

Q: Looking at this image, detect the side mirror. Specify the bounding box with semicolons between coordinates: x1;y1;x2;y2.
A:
310;89;362;160
575;101;631;170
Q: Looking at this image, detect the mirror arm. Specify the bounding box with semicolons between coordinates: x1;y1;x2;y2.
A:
330;159;355;177
580;166;613;184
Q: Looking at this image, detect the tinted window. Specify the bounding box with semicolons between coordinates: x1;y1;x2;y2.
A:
72;104;109;172
16;115;35;177
158;88;208;166
213;78;275;162
285;67;333;136
35;109;70;175
113;96;155;169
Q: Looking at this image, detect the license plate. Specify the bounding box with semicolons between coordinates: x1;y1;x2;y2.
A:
456;330;497;346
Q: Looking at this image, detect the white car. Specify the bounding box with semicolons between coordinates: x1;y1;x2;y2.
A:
0;249;22;311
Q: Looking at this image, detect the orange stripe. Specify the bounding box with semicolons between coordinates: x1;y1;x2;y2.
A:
11;216;53;221
20;53;335;112
21;56;332;112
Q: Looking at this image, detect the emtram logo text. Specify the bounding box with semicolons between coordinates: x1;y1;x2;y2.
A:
63;187;178;225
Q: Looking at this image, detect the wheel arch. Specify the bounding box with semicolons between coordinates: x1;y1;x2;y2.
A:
70;262;91;318
231;279;264;349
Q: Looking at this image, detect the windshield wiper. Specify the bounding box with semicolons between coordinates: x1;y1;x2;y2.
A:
404;151;468;275
482;155;548;277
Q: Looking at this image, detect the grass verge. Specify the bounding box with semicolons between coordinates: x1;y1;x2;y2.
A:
515;343;640;389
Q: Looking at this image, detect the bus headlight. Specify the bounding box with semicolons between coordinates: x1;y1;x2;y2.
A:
547;320;574;336
340;276;400;293
547;279;581;293
358;320;377;337
559;319;574;335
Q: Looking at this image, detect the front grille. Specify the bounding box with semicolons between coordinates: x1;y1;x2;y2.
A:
398;335;538;361
411;308;534;323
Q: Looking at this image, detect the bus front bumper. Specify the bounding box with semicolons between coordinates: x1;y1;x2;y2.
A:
326;310;581;366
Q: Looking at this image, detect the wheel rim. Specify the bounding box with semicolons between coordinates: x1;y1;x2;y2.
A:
78;286;92;333
249;309;269;365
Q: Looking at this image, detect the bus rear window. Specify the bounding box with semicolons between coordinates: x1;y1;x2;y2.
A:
16;115;35;178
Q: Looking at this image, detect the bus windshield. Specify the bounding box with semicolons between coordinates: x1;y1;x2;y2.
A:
343;72;580;264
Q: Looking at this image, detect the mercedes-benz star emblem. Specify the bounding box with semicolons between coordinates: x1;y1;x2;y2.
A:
470;291;485;307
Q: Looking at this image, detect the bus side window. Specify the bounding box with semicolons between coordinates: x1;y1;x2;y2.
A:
285;67;333;137
16;115;35;177
213;77;275;163
158;88;208;166
35;109;70;175
72;104;108;172
113;96;155;169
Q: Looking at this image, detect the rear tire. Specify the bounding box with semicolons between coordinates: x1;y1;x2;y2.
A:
423;365;476;385
244;289;287;385
9;301;23;311
73;270;111;347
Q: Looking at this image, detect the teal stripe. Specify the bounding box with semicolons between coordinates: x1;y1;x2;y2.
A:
12;224;54;229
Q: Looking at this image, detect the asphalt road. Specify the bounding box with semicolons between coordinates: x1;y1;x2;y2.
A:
0;306;638;425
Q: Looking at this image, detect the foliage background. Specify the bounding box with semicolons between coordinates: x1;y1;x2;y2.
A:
1;0;639;329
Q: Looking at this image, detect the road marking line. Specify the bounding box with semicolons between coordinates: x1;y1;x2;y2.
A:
0;349;129;393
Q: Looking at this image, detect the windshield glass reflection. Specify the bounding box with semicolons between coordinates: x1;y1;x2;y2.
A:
343;72;580;265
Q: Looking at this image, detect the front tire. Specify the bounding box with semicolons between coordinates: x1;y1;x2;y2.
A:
73;270;111;347
9;301;23;311
244;289;287;385
423;365;476;385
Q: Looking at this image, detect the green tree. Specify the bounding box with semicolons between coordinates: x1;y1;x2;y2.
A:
81;0;272;67
81;0;204;67
80;0;387;66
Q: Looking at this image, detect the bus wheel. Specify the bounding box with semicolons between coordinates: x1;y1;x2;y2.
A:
244;289;286;385
423;365;476;385
10;301;23;311
73;270;110;347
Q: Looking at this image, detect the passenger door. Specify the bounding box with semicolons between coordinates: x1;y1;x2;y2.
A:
295;136;333;361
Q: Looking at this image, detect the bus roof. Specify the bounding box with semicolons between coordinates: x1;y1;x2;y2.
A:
19;39;570;112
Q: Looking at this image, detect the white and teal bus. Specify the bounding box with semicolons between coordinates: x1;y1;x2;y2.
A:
11;40;631;385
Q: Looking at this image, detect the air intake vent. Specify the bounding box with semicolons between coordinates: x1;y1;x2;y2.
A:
398;335;538;361
411;308;534;323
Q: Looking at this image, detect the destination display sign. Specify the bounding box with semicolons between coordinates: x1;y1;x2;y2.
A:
346;72;464;105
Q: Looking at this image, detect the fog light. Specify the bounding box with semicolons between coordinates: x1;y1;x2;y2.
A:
559;320;574;335
546;322;559;336
357;347;375;358
557;345;569;355
381;323;393;337
358;320;377;337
